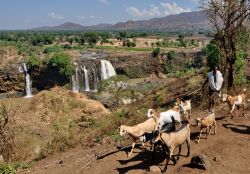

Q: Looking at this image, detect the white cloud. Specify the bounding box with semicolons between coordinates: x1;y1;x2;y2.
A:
99;0;110;4
160;2;191;15
77;16;86;19
126;5;161;17
89;16;102;19
48;12;64;20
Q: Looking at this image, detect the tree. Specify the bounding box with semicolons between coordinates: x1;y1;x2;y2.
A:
200;0;250;90
48;53;74;79
205;39;221;70
152;47;160;58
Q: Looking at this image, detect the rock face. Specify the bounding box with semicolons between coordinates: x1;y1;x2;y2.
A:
0;68;25;93
107;53;158;78
107;51;205;78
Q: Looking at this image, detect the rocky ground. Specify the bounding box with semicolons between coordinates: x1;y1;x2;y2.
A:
19;100;250;174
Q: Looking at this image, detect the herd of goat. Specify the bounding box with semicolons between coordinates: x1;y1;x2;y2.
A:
118;89;248;173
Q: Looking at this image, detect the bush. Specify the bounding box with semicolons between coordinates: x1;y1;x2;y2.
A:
152;47;160;57
235;50;246;85
167;50;176;60
43;46;62;53
0;163;16;174
27;54;41;67
48;53;74;79
127;41;136;47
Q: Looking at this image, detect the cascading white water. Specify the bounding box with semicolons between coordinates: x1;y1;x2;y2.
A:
100;60;116;80
82;66;90;91
72;67;80;93
24;73;32;98
101;60;108;80
93;67;98;92
18;63;32;98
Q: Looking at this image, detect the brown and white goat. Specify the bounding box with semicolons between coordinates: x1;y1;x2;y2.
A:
118;116;158;157
176;98;192;119
195;112;217;143
153;122;190;173
222;89;247;119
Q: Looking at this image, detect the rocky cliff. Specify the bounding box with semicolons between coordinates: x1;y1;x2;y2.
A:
107;51;205;78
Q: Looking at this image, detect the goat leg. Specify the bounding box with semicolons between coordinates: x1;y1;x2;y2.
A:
128;142;135;158
186;139;190;157
162;149;174;173
177;145;182;161
214;121;217;135
197;129;202;143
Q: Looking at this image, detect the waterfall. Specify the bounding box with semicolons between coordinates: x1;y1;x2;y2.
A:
93;67;98;92
101;60;108;80
72;67;80;93
17;63;32;98
82;66;90;91
72;53;116;92
100;60;116;80
24;73;32;98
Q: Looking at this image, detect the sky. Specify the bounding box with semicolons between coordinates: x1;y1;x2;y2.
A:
0;0;200;30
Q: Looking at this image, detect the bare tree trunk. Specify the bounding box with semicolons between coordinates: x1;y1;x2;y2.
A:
227;61;235;90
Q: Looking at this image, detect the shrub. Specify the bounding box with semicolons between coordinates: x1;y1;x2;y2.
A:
167;50;176;61
27;54;41;67
152;47;160;57
48;53;74;79
0;163;16;174
235;50;246;85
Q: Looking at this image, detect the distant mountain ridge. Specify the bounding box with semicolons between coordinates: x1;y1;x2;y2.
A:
32;11;212;31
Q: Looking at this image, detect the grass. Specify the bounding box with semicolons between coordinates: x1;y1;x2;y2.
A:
94;45;154;52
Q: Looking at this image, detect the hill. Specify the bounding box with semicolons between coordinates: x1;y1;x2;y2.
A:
32;11;211;31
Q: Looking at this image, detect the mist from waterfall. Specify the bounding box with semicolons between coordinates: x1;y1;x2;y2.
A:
100;60;116;80
82;66;90;91
72;67;80;93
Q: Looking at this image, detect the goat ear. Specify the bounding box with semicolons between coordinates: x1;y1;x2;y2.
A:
117;126;120;132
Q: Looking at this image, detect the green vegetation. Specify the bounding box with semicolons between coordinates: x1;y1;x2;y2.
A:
204;39;221;70
28;54;41;67
235;50;246;85
48;53;74;79
152;47;160;57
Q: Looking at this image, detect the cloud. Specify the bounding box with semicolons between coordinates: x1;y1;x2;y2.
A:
48;12;64;19
77;16;86;19
160;2;191;15
126;5;161;17
99;0;110;4
89;15;102;19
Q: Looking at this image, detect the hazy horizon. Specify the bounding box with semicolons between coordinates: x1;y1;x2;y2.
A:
0;0;199;30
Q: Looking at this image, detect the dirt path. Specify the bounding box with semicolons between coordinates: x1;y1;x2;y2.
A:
19;103;250;174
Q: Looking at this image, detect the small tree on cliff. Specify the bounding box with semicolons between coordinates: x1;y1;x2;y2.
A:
48;53;74;79
200;0;250;90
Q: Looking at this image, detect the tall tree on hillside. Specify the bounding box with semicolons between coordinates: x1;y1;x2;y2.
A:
200;0;250;90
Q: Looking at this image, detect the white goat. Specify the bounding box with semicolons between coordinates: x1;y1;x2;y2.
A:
118;116;158;157
147;107;182;131
153;122;190;173
176;98;192;119
195;112;217;143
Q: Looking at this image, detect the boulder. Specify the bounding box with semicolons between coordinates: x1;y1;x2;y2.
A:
149;165;161;173
190;154;211;170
